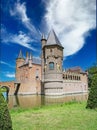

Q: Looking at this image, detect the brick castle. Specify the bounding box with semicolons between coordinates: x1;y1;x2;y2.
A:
0;30;88;95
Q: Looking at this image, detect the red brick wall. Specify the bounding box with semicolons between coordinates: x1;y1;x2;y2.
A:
0;81;15;95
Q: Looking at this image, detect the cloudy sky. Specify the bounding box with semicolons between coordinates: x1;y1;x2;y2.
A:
1;0;96;81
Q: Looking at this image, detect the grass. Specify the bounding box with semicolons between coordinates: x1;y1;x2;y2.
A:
10;101;97;130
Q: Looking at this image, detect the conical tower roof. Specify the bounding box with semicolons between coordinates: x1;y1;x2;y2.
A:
18;50;23;59
29;52;33;60
46;29;63;47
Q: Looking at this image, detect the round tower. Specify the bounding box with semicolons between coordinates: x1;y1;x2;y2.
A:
41;34;47;82
42;29;64;95
41;34;47;48
16;50;24;82
16;50;24;68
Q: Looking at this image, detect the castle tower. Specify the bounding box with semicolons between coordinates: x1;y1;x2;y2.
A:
16;50;24;82
41;29;64;95
16;50;24;68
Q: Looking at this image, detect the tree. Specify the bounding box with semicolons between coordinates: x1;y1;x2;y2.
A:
88;65;97;88
86;65;97;109
0;92;13;130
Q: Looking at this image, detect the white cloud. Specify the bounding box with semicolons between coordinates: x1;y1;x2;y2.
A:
5;72;15;78
1;71;15;78
44;0;96;57
11;31;36;51
1;25;36;51
10;1;39;37
1;61;15;68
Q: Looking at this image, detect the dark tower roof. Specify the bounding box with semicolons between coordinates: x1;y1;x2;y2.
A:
18;50;23;59
46;29;63;47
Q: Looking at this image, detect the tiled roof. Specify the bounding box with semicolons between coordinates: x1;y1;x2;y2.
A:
68;66;82;71
32;57;41;65
66;66;82;73
19;57;41;68
46;29;63;47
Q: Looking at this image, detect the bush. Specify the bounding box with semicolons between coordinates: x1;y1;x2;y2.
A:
86;72;97;109
0;92;13;130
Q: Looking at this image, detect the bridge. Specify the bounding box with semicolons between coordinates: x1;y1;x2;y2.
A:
0;81;20;95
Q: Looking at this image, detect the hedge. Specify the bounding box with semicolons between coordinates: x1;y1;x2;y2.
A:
0;92;13;130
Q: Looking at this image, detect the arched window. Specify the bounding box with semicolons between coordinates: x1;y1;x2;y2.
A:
49;62;54;70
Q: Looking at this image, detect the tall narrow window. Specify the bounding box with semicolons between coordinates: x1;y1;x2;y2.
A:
36;69;39;79
49;62;54;70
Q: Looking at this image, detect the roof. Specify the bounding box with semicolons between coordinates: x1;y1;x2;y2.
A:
66;66;82;73
32;57;41;65
18;50;23;59
19;57;41;68
68;66;82;71
46;29;63;47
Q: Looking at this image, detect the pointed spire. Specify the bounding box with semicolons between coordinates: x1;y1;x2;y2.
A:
46;29;62;47
41;33;46;41
25;52;29;64
18;50;23;59
29;52;33;60
42;33;45;39
26;52;29;58
29;52;33;68
41;33;47;48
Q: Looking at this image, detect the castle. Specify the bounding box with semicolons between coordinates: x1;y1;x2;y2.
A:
0;30;88;95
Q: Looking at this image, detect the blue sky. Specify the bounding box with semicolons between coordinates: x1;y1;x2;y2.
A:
0;0;96;81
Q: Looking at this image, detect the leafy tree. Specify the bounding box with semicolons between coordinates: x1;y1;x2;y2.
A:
0;91;13;130
86;65;97;109
88;65;97;88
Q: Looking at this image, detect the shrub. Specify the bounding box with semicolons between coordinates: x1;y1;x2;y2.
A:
86;72;97;109
0;92;13;130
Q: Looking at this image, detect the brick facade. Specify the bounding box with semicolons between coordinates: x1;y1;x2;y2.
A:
41;30;88;95
0;30;88;96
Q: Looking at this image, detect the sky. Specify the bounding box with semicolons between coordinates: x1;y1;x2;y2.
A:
0;0;96;81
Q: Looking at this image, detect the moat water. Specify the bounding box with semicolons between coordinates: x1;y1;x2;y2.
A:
8;94;88;109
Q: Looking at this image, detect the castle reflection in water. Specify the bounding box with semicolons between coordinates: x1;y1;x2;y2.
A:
8;94;88;109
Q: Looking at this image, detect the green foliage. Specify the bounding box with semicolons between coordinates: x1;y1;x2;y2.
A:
0;92;13;130
86;65;97;109
0;88;6;92
88;65;97;88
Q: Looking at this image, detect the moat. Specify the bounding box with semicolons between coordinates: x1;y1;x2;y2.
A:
8;94;88;109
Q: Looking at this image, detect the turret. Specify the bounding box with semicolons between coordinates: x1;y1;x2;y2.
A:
29;53;33;68
16;50;24;82
41;34;47;49
16;50;24;68
41;34;47;81
24;52;29;64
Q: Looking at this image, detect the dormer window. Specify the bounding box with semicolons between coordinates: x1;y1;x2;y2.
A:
49;62;54;70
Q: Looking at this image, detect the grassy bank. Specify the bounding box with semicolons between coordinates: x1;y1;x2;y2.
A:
10;102;97;130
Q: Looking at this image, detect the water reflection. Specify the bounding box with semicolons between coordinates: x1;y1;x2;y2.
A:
2;92;9;102
8;94;88;109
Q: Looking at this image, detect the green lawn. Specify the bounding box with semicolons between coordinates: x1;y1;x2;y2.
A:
10;102;97;130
